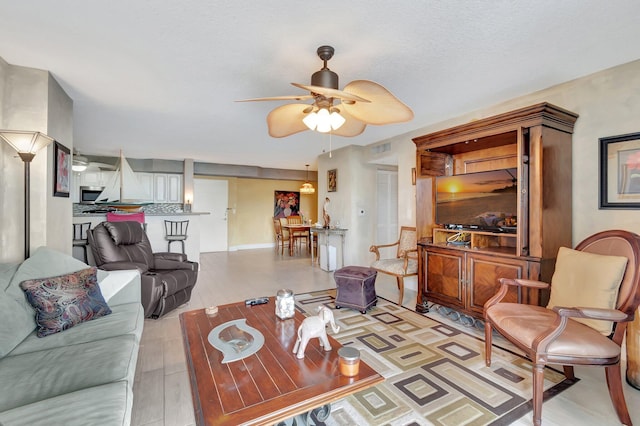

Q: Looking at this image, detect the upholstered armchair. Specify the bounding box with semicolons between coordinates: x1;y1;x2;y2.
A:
484;229;640;426
88;221;199;318
369;226;418;305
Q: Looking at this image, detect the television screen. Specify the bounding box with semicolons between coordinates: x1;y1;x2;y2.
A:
435;168;518;231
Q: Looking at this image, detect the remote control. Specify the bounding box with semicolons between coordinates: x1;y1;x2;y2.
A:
245;297;269;306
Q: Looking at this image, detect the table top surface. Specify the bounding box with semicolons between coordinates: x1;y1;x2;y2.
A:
179;300;383;426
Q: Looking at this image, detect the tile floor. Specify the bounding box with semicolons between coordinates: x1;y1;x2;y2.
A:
131;248;640;426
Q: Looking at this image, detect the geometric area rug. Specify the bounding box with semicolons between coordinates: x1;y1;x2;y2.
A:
294;290;578;426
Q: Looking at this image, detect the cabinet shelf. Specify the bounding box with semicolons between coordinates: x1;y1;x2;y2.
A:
432;228;517;255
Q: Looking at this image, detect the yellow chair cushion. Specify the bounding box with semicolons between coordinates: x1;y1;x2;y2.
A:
547;247;628;335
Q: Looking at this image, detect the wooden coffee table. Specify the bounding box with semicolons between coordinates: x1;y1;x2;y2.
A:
180;299;383;426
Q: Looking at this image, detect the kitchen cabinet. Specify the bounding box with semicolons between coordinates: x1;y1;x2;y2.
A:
154;174;182;203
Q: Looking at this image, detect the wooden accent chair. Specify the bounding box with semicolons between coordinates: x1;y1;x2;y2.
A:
369;226;418;306
484;229;640;426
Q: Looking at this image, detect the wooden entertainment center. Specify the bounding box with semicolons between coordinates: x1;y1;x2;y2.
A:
412;103;578;316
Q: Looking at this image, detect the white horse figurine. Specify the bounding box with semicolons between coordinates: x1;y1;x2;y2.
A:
293;306;340;359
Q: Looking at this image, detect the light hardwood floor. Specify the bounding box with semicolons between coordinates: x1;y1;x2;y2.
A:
131;248;640;426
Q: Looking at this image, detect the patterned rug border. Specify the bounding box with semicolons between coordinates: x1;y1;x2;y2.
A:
294;289;579;426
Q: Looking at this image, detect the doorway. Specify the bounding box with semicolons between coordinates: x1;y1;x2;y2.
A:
194;177;229;252
376;169;398;257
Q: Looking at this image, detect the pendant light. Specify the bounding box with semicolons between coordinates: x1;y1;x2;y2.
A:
300;164;315;194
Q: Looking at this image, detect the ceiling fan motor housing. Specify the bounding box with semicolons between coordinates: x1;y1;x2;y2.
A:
311;45;338;89
311;68;338;89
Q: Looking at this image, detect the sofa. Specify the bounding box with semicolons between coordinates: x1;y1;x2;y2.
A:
89;221;198;318
0;247;144;426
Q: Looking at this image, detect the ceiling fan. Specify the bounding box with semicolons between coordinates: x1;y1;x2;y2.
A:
238;45;414;138
72;149;116;172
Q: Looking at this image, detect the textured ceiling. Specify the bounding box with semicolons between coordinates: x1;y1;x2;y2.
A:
1;1;639;171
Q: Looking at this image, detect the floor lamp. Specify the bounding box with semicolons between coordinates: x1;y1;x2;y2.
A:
0;130;54;259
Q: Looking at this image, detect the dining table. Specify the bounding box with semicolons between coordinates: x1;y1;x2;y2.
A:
281;223;312;256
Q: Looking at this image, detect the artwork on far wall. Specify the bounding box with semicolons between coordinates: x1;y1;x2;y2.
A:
327;169;337;192
274;190;300;218
600;132;640;209
53;141;70;197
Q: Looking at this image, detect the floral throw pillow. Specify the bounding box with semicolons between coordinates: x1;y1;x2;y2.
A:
19;267;112;337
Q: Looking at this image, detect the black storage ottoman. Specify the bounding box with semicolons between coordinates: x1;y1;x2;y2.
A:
334;266;378;313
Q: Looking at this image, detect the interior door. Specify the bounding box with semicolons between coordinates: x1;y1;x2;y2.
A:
376;169;398;258
194;177;228;252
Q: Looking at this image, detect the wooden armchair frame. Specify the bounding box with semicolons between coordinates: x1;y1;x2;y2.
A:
369;226;418;306
484;229;640;426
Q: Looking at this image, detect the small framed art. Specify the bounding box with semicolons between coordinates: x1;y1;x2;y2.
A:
53;141;70;197
328;169;337;192
599;132;640;209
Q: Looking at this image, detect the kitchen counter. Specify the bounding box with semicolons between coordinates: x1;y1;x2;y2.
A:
73;204;208;265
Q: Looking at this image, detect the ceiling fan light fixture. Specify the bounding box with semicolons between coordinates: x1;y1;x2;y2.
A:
72;163;87;172
303;108;345;133
72;152;89;172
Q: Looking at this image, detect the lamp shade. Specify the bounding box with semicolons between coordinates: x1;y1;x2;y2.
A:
300;182;315;194
300;164;315;194
0;130;54;155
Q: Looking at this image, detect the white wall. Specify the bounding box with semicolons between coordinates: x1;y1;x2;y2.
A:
316;59;640;283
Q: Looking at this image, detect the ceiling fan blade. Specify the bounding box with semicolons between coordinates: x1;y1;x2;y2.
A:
266;104;310;138
291;83;370;103
236;95;314;102
341;80;414;125
331;108;367;137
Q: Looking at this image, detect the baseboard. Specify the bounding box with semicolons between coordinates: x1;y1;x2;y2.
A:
228;243;275;251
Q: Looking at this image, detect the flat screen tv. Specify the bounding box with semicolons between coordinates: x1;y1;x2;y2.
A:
435;168;518;232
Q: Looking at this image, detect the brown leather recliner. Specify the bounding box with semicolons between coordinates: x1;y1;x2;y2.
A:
88;221;198;319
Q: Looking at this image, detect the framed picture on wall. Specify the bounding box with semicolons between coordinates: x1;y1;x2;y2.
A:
327;169;337;192
53;141;70;197
599;132;640;209
274;190;300;218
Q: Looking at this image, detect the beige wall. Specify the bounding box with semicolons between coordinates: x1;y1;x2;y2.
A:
2;57;639;263
201;176;318;249
0;59;73;262
392;58;640;246
315;59;640;278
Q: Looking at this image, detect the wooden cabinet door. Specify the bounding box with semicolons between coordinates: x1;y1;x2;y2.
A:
425;247;464;309
466;253;528;317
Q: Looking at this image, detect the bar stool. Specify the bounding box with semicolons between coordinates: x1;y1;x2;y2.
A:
165;220;189;253
73;222;92;263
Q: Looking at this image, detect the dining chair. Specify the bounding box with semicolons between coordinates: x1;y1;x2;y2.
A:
287;216;309;253
484;229;640;426
273;218;289;255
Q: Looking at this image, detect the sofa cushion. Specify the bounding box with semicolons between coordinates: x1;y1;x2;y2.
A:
20;267;112;337
8;302;143;356
7;247;104;328
0;262;19;291
0;290;31;358
547;246;628;335
0;334;138;412
0;381;132;426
